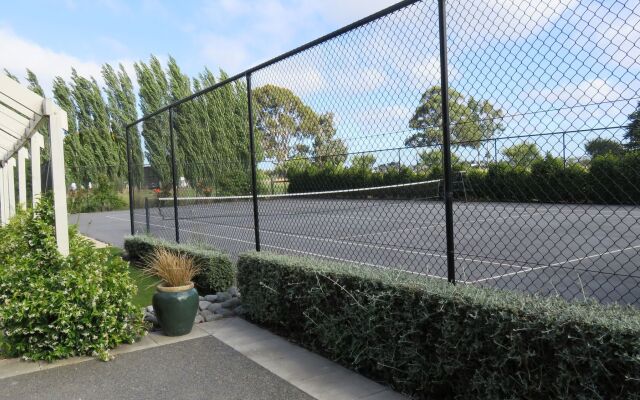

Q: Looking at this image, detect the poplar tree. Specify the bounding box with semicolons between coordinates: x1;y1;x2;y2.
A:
102;63;143;186
135;56;171;189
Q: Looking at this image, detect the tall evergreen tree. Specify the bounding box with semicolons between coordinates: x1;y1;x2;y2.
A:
25;69;44;97
135;56;171;189
3;68;19;82
53;77;80;182
102;63;143;186
70;69;119;184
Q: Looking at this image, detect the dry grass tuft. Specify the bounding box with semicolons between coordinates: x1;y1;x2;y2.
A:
143;248;200;287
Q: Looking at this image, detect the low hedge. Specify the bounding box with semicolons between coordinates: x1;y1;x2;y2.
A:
237;252;640;399
124;235;235;293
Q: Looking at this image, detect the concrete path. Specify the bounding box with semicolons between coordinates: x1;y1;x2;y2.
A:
0;318;407;400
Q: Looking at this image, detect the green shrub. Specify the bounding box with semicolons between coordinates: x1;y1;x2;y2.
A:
68;175;127;213
124;235;235;293
286;152;640;205
237;252;640;399
0;199;144;361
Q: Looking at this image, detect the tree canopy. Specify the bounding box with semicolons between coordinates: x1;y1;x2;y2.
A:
406;87;504;149
585;138;624;158
625;101;640;150
502;142;542;167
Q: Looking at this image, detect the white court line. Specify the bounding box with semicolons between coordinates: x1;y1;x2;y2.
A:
337;207;551;240
135;212;527;270
112;215;447;281
471;243;640;283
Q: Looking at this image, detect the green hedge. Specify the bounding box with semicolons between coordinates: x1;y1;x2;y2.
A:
287;152;640;205
124;235;235;294
237;252;640;399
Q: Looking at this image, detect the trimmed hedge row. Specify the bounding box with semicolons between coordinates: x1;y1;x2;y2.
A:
287;152;640;205
124;235;235;293
237;252;640;399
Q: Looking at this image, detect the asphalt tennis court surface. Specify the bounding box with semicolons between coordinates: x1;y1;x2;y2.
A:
72;199;640;306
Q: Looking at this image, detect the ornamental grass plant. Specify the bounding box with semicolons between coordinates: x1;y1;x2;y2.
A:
143;248;200;288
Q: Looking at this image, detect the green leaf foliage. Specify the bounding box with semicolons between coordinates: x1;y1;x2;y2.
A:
124;235;235;294
0;198;145;361
237;251;640;399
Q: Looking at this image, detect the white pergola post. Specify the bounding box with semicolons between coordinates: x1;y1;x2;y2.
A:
1;75;69;256
6;157;15;218
45;99;69;256
17;147;28;209
30;133;44;206
0;165;6;224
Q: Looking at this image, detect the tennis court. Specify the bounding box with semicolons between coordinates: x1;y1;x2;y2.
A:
123;186;640;306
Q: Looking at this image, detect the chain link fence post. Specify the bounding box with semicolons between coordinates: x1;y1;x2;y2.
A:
126;125;135;235
247;72;261;251
438;0;456;284
169;107;180;243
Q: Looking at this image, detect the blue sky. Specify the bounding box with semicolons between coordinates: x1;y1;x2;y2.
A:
0;0;397;92
2;0;639;166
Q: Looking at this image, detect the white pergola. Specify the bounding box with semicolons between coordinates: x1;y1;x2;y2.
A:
0;74;69;255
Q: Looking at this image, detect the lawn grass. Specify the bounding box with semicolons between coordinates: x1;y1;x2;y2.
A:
128;265;158;308
98;246;158;309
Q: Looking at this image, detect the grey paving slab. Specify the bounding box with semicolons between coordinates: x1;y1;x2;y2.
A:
201;318;408;400
0;336;313;400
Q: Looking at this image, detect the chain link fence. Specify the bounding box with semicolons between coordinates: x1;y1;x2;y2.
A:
127;0;640;305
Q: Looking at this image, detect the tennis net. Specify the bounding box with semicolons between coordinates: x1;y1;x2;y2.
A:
151;179;449;221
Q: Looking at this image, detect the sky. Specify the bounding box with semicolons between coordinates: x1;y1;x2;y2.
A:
0;0;398;94
2;0;639;166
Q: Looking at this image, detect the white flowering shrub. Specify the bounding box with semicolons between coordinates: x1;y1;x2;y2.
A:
0;198;145;361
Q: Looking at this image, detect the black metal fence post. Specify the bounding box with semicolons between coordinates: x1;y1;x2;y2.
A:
438;0;456;284
169;107;180;243
125;125;135;235
144;197;150;234
247;72;261;251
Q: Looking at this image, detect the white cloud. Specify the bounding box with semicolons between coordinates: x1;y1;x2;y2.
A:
335;67;387;93
0;26;134;96
595;4;640;70
253;62;326;97
198;34;250;73
527;78;634;108
450;0;578;42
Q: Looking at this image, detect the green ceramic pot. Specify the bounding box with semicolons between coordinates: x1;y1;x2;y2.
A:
152;282;198;337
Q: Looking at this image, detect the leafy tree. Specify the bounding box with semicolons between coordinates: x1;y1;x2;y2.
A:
3;68;19;82
406;87;504;149
135;56;171;188
191;69;251;195
416;149;463;177
25;69;44;96
69;70;120;184
253;85;319;164
351;154;376;172
376;162;401;173
585;138;624;158
311;113;347;167
53;76;79;180
502;142;542;167
625;101;640;150
102;63;142;187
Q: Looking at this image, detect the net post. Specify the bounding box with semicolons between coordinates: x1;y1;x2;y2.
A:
145;197;150;234
247;72;261;251
438;0;456;284
169;107;180;243
126;125;135;235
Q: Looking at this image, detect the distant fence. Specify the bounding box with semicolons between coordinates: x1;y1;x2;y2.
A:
127;0;640;306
